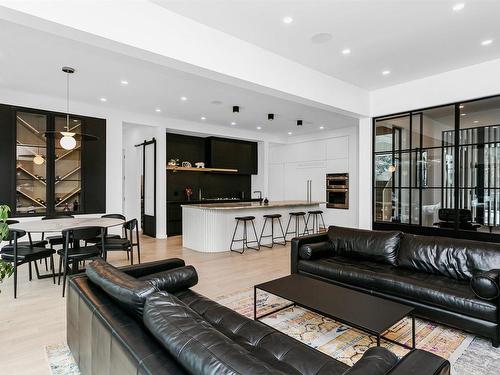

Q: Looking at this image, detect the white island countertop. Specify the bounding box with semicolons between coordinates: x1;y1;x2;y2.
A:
182;200;323;210
182;200;323;252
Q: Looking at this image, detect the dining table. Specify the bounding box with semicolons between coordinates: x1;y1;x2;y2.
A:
8;217;125;277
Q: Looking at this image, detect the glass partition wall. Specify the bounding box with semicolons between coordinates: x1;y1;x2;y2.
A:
373;95;500;241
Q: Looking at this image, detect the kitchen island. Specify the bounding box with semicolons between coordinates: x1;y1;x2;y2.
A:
182;200;322;252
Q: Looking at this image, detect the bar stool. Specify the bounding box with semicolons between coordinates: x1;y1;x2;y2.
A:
230;216;260;254
285;212;308;240
304;210;327;235
259;214;286;248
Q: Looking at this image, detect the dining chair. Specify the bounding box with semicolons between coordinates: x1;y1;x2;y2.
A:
0;228;56;298
96;218;140;265
58;226;105;297
41;213;75;247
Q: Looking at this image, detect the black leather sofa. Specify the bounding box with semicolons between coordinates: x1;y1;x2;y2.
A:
67;257;450;375
291;225;500;347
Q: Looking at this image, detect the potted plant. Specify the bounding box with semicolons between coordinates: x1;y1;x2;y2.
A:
0;205;14;291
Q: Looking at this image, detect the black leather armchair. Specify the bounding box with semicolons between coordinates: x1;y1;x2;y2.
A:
68;258;450;375
292;225;500;347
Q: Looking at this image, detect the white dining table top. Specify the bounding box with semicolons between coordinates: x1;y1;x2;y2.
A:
9;217;124;233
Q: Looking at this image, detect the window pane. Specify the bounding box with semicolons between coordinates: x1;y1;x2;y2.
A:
16;111;47;215
421;106;455;148
375;115;411;152
421;188;454;228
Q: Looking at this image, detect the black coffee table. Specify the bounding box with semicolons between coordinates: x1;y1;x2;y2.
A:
254;274;415;349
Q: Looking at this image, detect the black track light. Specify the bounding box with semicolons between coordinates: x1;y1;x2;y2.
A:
233;105;239;113
268;113;274;121
297;120;303;126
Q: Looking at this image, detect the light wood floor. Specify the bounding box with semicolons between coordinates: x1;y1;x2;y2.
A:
0;235;290;375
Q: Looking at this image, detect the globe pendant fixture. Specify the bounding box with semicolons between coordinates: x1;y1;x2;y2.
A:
60;131;77;150
33;154;45;165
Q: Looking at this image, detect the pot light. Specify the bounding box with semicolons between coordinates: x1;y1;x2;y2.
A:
180;96;188;101
256;126;262;130
382;70;391;76
231;122;237;126
452;3;465;12
100;97;107;102
461;113;467;116
319;126;325;130
342;49;351;55
474;120;479;123
459;104;464;109
287;132;293;135
201;116;206;120
283;16;293;24
155;108;161;113
481;39;493;46
120;80;129;85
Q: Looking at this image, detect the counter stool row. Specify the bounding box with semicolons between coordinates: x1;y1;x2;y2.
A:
230;210;326;254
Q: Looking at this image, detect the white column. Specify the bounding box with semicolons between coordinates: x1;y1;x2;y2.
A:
106;116;123;214
155;125;167;238
358;117;372;229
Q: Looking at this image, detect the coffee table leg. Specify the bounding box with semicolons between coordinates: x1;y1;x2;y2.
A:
412;314;416;349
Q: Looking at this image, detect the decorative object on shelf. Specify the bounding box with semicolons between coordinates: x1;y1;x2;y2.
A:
181;161;192;168
184;186;193;201
73;200;79;211
195;162;205;168
168;159;179;167
63;203;70;212
263;198;269;205
0;205;14;292
44;67;98;150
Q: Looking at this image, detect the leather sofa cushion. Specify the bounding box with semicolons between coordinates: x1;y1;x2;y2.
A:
174;289;350;375
86;258;158;319
143;291;291;375
139;265;198;293
343;347;397;375
327;226;402;266
299;241;333;260
471;270;500;300
298;257;497;322
398;234;500;281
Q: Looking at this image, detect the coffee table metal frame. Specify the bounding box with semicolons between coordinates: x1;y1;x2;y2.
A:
254;276;416;350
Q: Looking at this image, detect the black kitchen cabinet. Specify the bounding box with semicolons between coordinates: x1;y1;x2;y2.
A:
206;137;258;175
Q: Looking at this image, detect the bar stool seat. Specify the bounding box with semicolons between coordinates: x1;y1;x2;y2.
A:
259;213;286;248
285;211;308;240
308;210;324;215
304;210;327;235
230;216;259;254
290;212;306;216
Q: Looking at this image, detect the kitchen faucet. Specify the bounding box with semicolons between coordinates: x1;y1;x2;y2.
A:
253;190;263;201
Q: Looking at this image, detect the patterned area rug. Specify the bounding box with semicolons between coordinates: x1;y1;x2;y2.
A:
46;288;498;375
216;288;474;367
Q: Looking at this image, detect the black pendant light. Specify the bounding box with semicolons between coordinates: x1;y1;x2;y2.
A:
268;113;274;121
44;67;98;149
297;120;303;126
232;105;240;113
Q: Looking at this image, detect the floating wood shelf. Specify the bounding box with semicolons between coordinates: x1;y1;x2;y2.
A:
16;166;47;185
16;189;47;208
56;145;81;162
55;187;81;207
167;166;238;173
55;167;81;184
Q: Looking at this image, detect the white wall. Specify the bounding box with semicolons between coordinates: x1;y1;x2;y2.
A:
267;126;359;228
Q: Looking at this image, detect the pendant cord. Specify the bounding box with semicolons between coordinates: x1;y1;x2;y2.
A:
66;71;70;132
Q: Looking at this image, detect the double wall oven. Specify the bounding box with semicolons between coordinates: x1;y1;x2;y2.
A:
326;173;349;209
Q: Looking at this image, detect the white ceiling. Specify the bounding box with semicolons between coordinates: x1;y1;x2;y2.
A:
154;0;500;90
0;20;357;136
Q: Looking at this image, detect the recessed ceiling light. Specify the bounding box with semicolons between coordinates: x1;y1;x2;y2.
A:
231;122;236;126
210;100;222;105
459;104;465;109
382;70;391;76
180;96;188;101
201;116;206;120
120;80;129;85
461;113;467;116
341;49;351;55
256;126;262;130
452;3;465;12
155;108;161;113
283;16;293;24
481;39;493;46
474;120;479;123
311;33;333;44
99;97;107;102
287;132;293;135
319;126;325;130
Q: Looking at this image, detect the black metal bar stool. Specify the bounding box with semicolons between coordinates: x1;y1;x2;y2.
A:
230;216;260;254
304;210;327;235
285;211;308;240
259;214;286;248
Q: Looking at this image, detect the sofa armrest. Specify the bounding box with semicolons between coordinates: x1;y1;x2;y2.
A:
343;347;397;375
120;258;186;278
291;233;329;274
299;241;333;260
471;269;500;300
387;349;450;375
139;265;198;293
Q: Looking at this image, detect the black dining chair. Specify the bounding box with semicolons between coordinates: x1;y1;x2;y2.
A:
41;213;75;247
96;218;140;265
0;228;56;298
86;213;125;244
58;226;105;297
